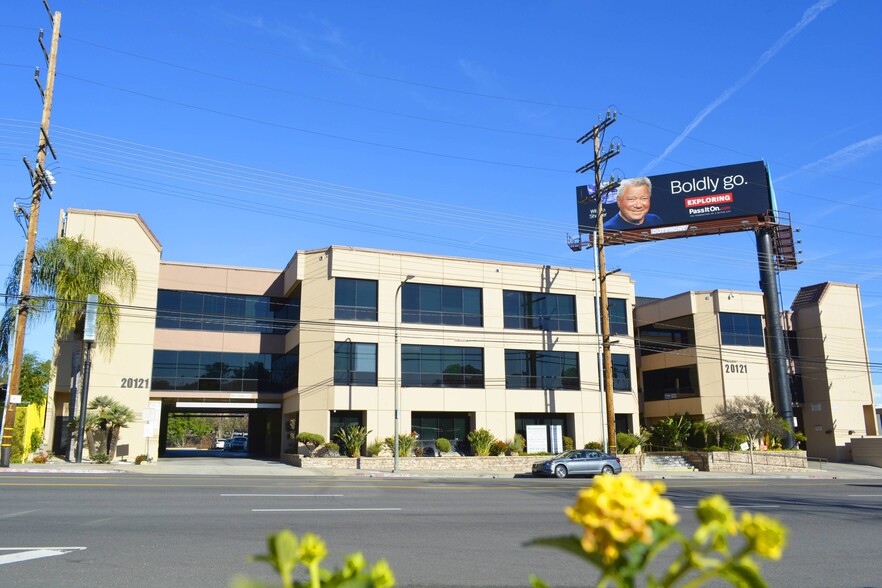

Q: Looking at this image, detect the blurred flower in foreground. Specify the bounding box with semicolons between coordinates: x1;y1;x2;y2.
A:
528;473;788;588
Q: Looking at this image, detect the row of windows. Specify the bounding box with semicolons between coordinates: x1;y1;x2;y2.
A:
332;342;632;391
335;278;630;334
151;349;298;393
156;290;299;335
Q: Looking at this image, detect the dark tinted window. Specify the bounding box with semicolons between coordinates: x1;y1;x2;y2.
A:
611;354;631;391
608;298;629;335
402;345;484;388
334;342;378;386
505;350;579;390
151;349;294;392
155;290;296;334
503;291;576;332
335;278;378;321
638;315;695;356
402;284;482;327
719;313;764;347
642;366;700;401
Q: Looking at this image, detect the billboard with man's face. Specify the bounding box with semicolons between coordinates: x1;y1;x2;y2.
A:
577;161;773;243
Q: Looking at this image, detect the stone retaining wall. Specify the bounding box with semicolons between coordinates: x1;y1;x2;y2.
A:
704;450;807;473
282;451;806;473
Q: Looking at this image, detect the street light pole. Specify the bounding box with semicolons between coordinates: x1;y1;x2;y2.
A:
393;275;415;473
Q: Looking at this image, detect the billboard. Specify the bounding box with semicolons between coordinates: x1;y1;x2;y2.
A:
577;161;773;243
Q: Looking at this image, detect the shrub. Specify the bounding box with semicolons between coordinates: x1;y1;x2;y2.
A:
334;424;372;458
383;432;419;456
367;438;385;457
295;432;326;457
508;433;525;454
616;432;640;454
134;454;150;465
30;452;50;464
467;428;495;456
563;436;574;451
490;440;509;456
10;410;26;464
91;452;111;464
584;440;604;450
435;437;451;453
322;442;340;456
29;428;43;453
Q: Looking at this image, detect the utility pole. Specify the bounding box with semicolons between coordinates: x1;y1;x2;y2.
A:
1;6;61;468
576;111;620;455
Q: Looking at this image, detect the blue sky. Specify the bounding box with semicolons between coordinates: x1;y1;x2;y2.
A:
2;1;880;401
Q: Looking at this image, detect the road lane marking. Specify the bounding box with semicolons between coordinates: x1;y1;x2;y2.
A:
848;494;882;497
221;494;344;497
0;547;86;566
252;508;402;512
682;505;780;509
0;510;38;519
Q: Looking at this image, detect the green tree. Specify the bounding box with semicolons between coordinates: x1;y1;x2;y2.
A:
86;395;135;460
1;236;137;460
713;395;789;474
17;352;52;406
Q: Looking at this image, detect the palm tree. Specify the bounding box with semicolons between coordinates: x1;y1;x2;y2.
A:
86;395;135;460
1;236;137;459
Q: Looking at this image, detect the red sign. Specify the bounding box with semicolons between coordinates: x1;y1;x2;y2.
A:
684;193;733;208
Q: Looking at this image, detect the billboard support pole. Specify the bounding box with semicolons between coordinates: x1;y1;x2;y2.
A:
756;229;796;448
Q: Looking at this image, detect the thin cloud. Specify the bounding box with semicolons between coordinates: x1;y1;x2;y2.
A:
641;0;837;175
775;134;882;182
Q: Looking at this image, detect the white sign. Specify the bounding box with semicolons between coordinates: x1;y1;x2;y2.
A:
142;409;157;422
9;395;22;404
740;442;750;451
526;425;547;454
549;425;563;454
143;423;154;438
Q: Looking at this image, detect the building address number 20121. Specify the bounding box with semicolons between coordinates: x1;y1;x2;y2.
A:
724;364;748;374
121;378;150;389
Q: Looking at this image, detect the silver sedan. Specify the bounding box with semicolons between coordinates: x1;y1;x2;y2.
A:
531;450;622;478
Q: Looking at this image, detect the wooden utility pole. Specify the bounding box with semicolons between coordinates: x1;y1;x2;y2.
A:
1;9;61;467
576;111;620;455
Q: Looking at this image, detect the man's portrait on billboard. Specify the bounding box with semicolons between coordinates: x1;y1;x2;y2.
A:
603;177;663;230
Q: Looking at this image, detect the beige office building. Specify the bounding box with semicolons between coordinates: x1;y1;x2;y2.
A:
45;209;640;459
635;285;877;461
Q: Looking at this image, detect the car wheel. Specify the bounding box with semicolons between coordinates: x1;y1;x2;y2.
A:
601;465;614;475
554;465;568;479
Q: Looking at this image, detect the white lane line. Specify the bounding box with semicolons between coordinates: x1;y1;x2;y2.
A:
221;494;344;497
848;495;882;497
0;510;38;519
0;547;86;566
252;508;402;512
682;505;780;509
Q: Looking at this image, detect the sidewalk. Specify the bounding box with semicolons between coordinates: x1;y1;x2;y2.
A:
4;456;881;480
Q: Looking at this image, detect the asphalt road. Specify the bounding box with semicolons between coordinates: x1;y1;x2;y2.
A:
1;473;880;587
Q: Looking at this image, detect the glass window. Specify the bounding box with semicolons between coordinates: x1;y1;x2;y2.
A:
334;342;378;386
719;313;764;347
642;366;700;401
503;291;576;332
151;350;286;393
610;354;631;391
401;345;484;388
505;350;579;390
335;278;378;321
637;315;695;356
155;290;295;334
402;284;483;327
608;298;628;336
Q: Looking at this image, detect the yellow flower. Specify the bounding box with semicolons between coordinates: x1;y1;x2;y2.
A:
565;474;678;564
696;495;736;531
740;512;788;560
370;559;396;588
296;532;328;567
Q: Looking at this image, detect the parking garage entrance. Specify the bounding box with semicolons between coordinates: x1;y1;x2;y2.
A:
157;402;282;459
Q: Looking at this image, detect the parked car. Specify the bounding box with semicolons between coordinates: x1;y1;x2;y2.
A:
532;450;621;478
215;438;229;449
225;437;248;452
